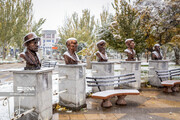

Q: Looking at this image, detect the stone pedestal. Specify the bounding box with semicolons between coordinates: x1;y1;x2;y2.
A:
120;61;141;89
86;56;92;69
58;64;86;110
148;60;169;87
91;62;114;92
12;68;53;120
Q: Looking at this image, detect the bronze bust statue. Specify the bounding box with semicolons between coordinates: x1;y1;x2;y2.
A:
152;44;163;60
96;40;108;62
63;38;79;64
124;38;136;61
20;32;41;70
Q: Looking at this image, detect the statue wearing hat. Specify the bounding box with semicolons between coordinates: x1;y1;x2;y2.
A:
124;38;136;61
20;32;41;70
63;38;79;64
152;44;163;60
96;40;108;62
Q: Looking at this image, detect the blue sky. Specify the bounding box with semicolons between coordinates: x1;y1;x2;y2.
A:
32;0;114;30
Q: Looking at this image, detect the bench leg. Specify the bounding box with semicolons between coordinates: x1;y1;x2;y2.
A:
101;99;112;108
116;95;127;106
163;86;173;93
172;85;180;92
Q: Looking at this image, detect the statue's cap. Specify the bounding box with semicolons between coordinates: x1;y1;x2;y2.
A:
154;44;160;47
125;38;134;43
23;32;40;46
66;38;77;43
96;40;106;45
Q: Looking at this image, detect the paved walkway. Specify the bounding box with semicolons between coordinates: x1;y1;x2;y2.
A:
0;63;25;83
53;88;180;120
0;63;180;120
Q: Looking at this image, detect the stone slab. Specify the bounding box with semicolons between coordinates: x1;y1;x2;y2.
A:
58;64;86;110
91;62;115;92
13;68;53;119
120;61;141;89
148;60;169;87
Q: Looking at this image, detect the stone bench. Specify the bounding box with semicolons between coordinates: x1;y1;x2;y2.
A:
86;73;140;108
156;68;180;93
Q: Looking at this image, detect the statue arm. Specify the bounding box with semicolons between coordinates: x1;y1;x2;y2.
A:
63;54;69;64
20;53;34;64
125;52;132;58
63;54;77;64
152;53;156;60
96;52;101;59
20;53;26;61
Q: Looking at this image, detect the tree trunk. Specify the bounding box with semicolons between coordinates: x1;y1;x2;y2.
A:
146;52;148;63
173;46;180;65
162;46;167;60
136;54;140;61
2;45;7;60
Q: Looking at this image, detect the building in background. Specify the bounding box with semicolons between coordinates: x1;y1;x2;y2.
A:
40;30;57;56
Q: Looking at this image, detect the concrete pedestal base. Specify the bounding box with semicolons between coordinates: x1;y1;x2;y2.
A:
148;60;169;87
120;61;141;89
58;64;86;111
12;68;53;120
91;62;114;92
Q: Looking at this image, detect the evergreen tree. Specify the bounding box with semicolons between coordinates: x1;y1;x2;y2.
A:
98;0;147;60
136;0;180;63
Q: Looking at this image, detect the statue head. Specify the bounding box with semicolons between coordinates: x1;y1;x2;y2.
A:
63;38;79;64
66;38;78;53
23;32;40;52
152;44;162;60
125;38;135;49
124;38;136;61
154;44;160;52
96;40;106;53
20;32;41;70
96;40;108;62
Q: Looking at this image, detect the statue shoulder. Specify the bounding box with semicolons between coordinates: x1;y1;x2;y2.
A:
152;51;156;54
96;51;100;55
63;52;72;60
124;49;131;54
63;51;69;56
20;52;26;58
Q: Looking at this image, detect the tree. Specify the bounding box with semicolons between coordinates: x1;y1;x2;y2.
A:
58;9;97;54
0;0;33;59
98;0;147;60
0;0;46;59
136;0;180;62
169;35;180;65
96;7;115;50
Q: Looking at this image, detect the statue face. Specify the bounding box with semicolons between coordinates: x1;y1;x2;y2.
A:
26;39;39;52
129;41;135;49
97;41;106;51
155;46;160;52
67;40;78;52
